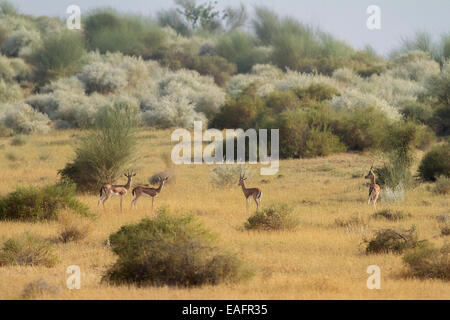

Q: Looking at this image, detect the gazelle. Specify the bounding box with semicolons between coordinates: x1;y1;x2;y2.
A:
365;165;381;209
131;176;169;212
238;174;262;211
98;171;136;212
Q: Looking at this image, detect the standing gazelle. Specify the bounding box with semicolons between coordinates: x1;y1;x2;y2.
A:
131;176;169;212
98;171;136;212
238;174;262;212
365;165;380;209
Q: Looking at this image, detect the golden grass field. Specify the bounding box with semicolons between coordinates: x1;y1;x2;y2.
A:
0;129;448;300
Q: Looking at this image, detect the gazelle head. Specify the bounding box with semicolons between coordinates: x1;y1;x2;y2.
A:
238;173;247;186
365;165;375;180
124;171;136;181
159;176;169;185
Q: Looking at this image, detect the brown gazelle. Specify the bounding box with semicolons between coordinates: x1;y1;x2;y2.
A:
238;174;262;211
98;171;136;212
131;176;169;212
365;165;381;209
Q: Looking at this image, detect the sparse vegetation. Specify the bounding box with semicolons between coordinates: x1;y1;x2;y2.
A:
244;203;298;231
0;233;58;267
440;224;450;236
418;144;450;181
403;242;449;281
21;279;61;299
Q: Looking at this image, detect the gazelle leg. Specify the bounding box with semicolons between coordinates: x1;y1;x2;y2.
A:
151;197;154;213
254;196;259;209
373;193;379;209
120;196;123;213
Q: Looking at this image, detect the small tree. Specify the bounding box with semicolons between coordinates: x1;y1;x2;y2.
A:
59;102;140;193
175;0;223;31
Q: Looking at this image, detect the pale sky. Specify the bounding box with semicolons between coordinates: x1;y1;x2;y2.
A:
8;0;450;55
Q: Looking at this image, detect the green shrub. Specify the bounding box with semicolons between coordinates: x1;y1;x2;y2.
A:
59;102;139;192
0;233;58;267
375;163;413;190
293;83;340;102
103;209;251;287
10;134;26;146
418;144;450;181
400;101;433;124
364;226;421;254
3;103;51;134
0;181;92;222
264;90;300;114
210;165;250;188
335;215;367;228
430;104;450;137
304;126;345;158
211;84;265;129
375;122;420;189
371;209;410;221
331;106;389;151
215;31;268;73
244;204;298;231
403;242;449;280
432;176;450;195
29;31;86;86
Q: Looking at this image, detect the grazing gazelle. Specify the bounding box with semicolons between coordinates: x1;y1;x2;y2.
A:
365;165;381;209
98;171;136;212
131;176;169;212
238;174;262;211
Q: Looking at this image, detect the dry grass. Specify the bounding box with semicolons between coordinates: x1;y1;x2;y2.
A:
0;129;449;299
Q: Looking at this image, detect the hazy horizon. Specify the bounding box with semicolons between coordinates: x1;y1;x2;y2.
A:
7;0;450;56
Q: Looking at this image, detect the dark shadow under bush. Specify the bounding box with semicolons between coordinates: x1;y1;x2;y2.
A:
103;208;251;287
418;143;450;182
0;233;58;267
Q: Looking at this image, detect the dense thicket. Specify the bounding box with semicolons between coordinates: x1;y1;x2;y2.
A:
0;0;448;161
